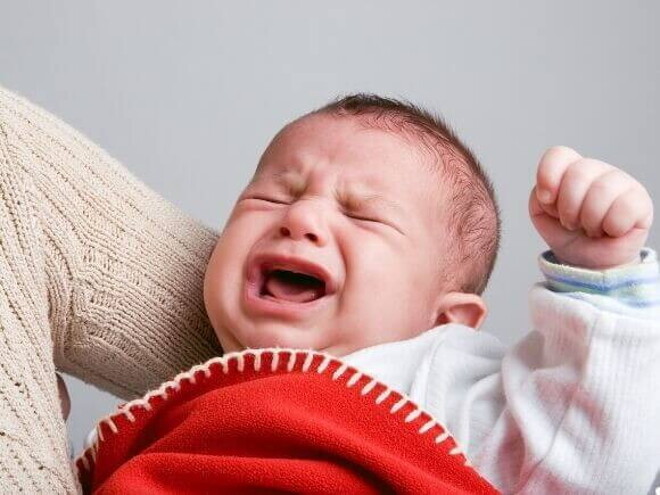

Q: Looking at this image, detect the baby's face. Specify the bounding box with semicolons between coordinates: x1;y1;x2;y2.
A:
204;113;448;357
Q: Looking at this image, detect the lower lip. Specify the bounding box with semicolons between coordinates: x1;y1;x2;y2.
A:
243;280;331;320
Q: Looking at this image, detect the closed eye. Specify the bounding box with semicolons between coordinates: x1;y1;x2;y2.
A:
344;211;386;225
344;211;405;235
346;213;381;223
244;196;289;205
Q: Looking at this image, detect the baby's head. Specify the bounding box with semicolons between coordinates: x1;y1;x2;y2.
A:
204;95;500;356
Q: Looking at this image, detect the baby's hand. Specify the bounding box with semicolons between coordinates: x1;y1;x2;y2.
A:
529;146;653;269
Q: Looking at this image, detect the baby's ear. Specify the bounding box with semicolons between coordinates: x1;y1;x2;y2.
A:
432;292;487;330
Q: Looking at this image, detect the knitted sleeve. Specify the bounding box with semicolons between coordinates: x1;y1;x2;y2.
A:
0;85;223;492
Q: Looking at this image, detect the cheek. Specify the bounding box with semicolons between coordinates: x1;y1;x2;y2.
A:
342;234;435;311
341;231;412;302
218;211;273;261
204;214;269;308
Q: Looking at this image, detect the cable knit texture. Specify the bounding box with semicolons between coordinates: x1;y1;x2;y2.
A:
0;85;222;493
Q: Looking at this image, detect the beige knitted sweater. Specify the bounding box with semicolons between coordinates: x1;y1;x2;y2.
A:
0;85;223;493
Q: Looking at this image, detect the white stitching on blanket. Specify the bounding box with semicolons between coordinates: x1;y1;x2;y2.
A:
79;454;89;471
405;409;422;423
390;396;407;414
104;417;118;434
376;387;392;404
418;419;435;434
123;409;135;423
316;355;332;373
287;352;297;371
302;353;314;372
434;431;449;444
360;379;377;396
74;348;475;483
346;372;362;387
332;362;349;380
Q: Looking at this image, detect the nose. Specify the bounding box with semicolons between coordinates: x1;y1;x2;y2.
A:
278;199;328;246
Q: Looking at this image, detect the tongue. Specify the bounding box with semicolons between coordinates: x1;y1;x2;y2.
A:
264;270;325;303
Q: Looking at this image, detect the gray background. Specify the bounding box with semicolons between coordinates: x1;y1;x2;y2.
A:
1;0;658;472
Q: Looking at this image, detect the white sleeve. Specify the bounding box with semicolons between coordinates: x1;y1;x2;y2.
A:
417;249;660;494
477;250;660;494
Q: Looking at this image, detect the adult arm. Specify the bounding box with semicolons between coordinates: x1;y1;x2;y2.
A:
0;85;222;492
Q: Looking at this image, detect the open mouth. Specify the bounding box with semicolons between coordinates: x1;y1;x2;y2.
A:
260;268;327;303
246;254;336;310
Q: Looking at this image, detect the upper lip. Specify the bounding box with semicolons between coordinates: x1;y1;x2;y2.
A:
247;253;337;296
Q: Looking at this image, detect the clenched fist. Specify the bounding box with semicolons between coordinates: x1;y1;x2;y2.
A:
529;146;654;269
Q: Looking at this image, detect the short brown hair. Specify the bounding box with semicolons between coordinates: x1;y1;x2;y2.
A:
313;94;500;295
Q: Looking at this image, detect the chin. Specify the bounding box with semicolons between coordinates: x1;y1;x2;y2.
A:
238;322;321;351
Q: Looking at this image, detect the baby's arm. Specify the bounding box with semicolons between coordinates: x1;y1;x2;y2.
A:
478;252;660;494
478;147;659;493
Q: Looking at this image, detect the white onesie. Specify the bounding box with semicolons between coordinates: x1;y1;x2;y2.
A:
344;249;660;494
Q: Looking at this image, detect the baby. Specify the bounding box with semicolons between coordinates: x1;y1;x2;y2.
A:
86;95;660;493
202;95;660;493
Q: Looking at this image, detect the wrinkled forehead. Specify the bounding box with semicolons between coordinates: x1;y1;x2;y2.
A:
254;114;443;202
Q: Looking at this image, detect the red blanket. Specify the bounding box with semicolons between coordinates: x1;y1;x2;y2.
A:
76;349;499;494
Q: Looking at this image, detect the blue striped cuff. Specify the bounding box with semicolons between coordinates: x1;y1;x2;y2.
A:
539;248;660;308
